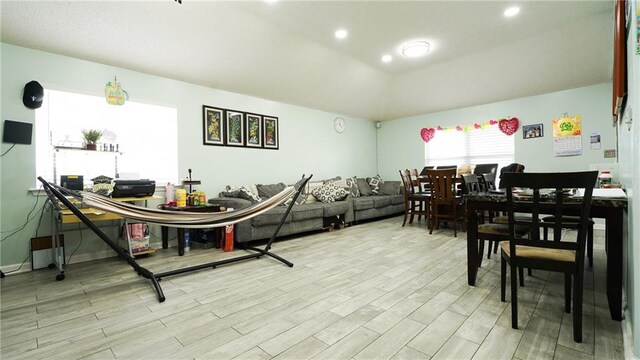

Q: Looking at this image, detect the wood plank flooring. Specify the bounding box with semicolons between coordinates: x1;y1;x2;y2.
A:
0;216;624;359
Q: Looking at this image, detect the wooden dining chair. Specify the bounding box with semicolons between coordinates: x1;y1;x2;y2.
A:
462;174;481;194
473;163;498;177
425;169;464;237
542;216;595;267
500;171;598;343
399;170;431;228
481;172;497;192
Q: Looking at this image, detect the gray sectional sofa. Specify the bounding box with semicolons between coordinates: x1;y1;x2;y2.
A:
207;177;404;243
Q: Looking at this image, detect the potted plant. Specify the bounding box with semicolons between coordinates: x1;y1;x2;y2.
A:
82;129;102;150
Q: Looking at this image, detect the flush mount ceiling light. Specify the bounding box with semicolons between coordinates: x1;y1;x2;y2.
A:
401;41;430;58
381;54;392;63
504;6;520;17
334;29;348;39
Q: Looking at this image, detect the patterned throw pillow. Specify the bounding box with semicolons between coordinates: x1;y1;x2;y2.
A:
223;185;262;203
345;177;360;197
282;185;308;207
366;175;384;195
311;182;348;203
305;181;324;203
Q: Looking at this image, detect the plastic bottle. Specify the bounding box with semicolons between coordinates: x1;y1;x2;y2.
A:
184;230;190;252
599;170;612;188
176;189;187;207
165;182;175;203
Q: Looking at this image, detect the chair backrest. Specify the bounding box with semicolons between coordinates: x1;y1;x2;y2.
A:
461;174;481;194
399;169;414;196
503;171;598;265
499;163;525;188
481;172;497;191
425;169;458;204
437;165;457;170
473;163;498;176
419;166;435;176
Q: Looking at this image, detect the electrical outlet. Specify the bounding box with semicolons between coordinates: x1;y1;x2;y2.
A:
604;149;616;158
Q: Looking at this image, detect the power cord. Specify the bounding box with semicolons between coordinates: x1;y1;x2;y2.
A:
1;197;48;275
0;144;16;157
0;188;43;240
66;225;84;265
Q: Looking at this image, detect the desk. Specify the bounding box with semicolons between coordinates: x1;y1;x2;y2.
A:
465;192;627;321
159;204;225;256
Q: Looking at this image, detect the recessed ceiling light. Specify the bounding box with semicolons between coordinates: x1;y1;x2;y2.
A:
504;6;520;17
381;55;392;63
334;29;348;39
401;41;430;58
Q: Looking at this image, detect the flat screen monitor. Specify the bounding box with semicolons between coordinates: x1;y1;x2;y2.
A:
3;120;33;145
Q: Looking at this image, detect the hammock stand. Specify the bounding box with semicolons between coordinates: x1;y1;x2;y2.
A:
37;175;312;302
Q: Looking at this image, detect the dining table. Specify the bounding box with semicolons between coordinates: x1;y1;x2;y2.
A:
465;189;628;321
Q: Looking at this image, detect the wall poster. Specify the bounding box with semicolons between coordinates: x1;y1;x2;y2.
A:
552;114;582;156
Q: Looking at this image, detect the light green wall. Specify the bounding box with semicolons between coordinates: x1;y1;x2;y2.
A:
376;83;616;181
617;0;639;356
0;43;377;269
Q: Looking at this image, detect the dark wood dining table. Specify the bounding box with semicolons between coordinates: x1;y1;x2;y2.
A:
465;191;628;321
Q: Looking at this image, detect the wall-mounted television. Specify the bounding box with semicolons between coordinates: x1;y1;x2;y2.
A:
2;120;33;145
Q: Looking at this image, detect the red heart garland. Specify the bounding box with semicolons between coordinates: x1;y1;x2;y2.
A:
498;117;519;135
489;120;498;125
420;128;436;143
456;126;463;131
473;123;481;129
437;126;443;131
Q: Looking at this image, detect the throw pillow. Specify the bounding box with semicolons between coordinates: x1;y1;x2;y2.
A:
257;183;286;199
222;185;262;203
356;178;373;196
311;182;348;203
322;176;342;184
282;184;308;207
380;181;401;195
345;177;360;197
305;181;324;203
366;175;384;195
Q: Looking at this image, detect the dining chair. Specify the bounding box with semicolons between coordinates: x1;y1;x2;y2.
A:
425;169;464;237
462;174;481;194
542;216;595;267
481;172;497;192
500;171;598;343
473;163;498;177
436;165;457;170
419;166;435;176
399;170;431;228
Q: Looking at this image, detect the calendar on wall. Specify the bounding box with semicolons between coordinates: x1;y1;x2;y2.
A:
552;115;582;157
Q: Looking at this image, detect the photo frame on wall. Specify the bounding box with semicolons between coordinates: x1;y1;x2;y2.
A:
203;106;225;146
263;116;279;150
226;110;245;147
522;123;543;139
245;113;263;148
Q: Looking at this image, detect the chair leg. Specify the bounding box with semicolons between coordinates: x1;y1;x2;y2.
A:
402;209;408;227
417;202;422;221
487;241;493;259
543;227;548;240
564;273;572;313
518;267;524;287
573;272;584;343
478;240;485;268
527;268;532;276
588;224;593;268
510;262;518;329
501;256;507;302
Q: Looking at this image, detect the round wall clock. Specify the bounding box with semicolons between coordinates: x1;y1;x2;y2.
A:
333;117;345;133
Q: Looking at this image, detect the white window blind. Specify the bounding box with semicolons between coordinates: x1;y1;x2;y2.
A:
424;126;514;171
35;89;178;187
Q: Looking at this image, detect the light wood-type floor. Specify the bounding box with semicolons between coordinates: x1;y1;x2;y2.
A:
0;216;624;359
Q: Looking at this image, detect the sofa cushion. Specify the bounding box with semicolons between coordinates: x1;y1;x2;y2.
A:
366;175;383;194
356;178;373;196
373;196;391;207
322;201;349;217
251;206;292;226
353;197;374;210
311;182;348;203
380;181;401;195
257;183;286;199
291;203;324;221
390;195;405;205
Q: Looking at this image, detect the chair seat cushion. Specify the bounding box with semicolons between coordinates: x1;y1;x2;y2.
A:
493;215;536;224
478;223;530;236
499;241;575;262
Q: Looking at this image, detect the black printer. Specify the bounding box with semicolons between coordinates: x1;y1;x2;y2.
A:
112;179;156;198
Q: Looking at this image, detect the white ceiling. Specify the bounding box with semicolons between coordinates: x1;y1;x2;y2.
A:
1;1;613;121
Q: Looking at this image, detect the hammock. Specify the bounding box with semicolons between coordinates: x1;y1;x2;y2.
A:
37;175;312;302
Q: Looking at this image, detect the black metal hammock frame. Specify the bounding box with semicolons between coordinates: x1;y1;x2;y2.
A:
37;175;312;302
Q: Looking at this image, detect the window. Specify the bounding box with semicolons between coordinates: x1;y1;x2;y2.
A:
35;90;178;187
424;126;514;171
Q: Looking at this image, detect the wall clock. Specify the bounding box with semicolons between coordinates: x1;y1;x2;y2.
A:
333;117;345;133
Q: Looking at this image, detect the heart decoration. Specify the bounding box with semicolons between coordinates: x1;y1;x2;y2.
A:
437;126;443;131
498;117;519;136
456;126;463;131
474;123;481;129
420;128;436;143
489;120;498;125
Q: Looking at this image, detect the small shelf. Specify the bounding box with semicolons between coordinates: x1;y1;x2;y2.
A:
54;146;123;155
131;247;156;256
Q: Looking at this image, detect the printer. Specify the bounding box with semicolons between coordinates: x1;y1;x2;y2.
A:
111;179;156;198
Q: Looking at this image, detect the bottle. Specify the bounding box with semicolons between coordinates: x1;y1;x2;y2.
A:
175;188;187;207
184;230;190;252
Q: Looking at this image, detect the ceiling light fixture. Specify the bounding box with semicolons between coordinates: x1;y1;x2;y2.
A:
401;41;430;58
381;55;392;63
504;6;520;17
334;29;348;39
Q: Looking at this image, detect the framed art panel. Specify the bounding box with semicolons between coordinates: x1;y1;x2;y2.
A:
522;123;543;139
203;106;225;146
245;113;263;148
263;116;279;150
226;110;245;147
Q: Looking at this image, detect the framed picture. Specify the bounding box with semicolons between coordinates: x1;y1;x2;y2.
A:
245;113;263;148
263;116;279;150
202;106;225;146
522;123;543;139
225;110;244;147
